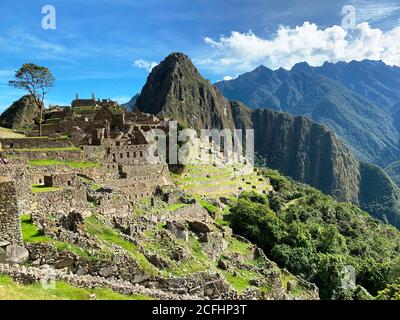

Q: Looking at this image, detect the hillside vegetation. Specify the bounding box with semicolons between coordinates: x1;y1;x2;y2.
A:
0;275;151;300
225;169;400;299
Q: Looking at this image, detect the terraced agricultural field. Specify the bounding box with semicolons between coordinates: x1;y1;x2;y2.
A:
172;164;273;198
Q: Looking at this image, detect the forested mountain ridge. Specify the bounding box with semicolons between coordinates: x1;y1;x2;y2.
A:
134;53;400;229
216;61;400;167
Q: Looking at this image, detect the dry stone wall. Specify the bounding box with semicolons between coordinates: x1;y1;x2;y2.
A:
0;179;22;245
0;162;31;214
0;138;74;150
6;150;84;161
29;165;119;185
30;188;89;216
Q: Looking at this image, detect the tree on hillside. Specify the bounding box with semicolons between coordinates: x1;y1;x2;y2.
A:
9;63;55;136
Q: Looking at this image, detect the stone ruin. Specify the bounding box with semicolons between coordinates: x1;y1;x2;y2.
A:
0;177;29;265
0;177;22;246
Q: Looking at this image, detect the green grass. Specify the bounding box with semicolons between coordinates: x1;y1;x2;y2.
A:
78;176;101;191
29;159;101;169
0;275;152;300
195;197;218;213
172;164;271;198
188;236;209;263
157;222;166;230
31;184;63;193
85;216;158;276
139;197;152;207
11;135;70;140
13;147;81;152
52;241;94;260
162;236;210;276
21;215;95;260
0;127;25;138
167;203;187;211
228;238;252;255
220;269;259;293
215;218;230;226
21;215;51;243
72;106;101;114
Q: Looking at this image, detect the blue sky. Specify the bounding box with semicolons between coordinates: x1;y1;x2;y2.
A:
1;0;399;112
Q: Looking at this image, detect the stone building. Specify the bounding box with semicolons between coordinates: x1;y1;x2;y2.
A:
1;105;173;208
88;129;172;202
44;173;82;188
104;130;152;165
71;94;118;109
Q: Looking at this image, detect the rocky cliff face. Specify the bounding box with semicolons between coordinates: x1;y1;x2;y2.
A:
136;53;236;130
216;63;400;167
134;52;400;228
0;95;39;130
231;101;360;203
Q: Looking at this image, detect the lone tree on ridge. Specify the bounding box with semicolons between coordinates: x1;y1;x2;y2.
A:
9;63;55;136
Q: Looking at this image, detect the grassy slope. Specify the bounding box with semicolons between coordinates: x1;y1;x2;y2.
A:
31;184;64;193
0;275;151;300
0;127;25;138
1;216;153;300
28;159;101;169
85;216;159;276
173;164;272;197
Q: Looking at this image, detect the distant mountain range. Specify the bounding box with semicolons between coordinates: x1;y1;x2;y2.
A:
121;94;139;111
216;60;400;168
134;52;400;229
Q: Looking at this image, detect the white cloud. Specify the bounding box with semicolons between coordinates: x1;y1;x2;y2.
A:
0;30;68;55
0;70;14;78
223;76;234;81
133;59;158;72
350;0;400;23
201;22;400;72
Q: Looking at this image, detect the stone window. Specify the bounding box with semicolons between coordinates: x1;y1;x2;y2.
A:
120;153;123;158
127;152;130;158
134;152;137;158
68;180;71;186
140;151;143;157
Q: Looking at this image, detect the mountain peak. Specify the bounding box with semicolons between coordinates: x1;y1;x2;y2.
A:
291;61;312;73
136;52;235;130
164;52;192;63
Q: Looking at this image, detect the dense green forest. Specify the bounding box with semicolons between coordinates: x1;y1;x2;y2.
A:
227;169;400;299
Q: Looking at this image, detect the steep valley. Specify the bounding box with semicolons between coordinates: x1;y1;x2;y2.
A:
135;53;400;229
